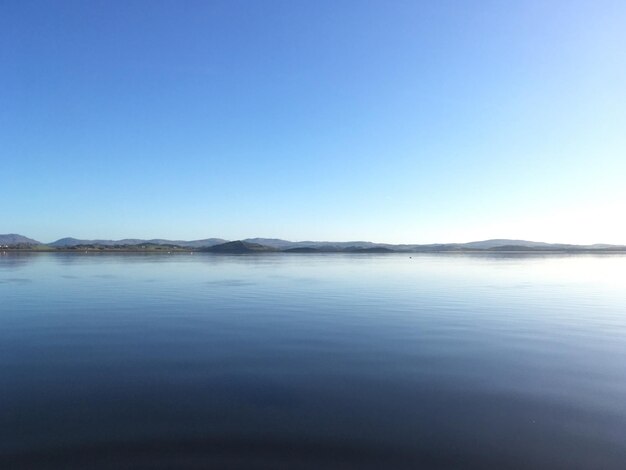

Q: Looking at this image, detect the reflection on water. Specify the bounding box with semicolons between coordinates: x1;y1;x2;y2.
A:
1;253;626;469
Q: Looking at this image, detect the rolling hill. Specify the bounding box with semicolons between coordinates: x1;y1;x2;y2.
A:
201;241;277;253
0;234;41;246
2;234;625;252
48;237;227;248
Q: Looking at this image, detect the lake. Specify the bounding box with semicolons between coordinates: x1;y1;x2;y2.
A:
1;252;625;469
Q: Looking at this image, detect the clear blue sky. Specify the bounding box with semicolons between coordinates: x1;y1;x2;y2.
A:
2;0;625;244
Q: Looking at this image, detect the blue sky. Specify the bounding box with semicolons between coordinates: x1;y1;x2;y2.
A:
2;0;625;244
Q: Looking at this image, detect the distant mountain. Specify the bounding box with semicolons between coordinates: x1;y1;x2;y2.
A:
49;237;89;247
243;238;294;249
486;245;551;251
4;234;626;252
459;239;556;249
201;240;277;253
144;238;227;248
348;246;396;253
181;239;228;248
456;240;626;251
0;234;41;246
298;240;383;249
49;237;227;248
274;239;626;252
283;247;325;253
37;236;390;250
244;238;386;250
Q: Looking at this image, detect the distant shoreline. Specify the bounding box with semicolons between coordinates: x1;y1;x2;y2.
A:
3;248;626;254
2;236;626;254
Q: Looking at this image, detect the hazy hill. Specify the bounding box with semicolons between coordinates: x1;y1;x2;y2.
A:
243;238;294;249
349;246;396;253
4;234;626;252
145;238;227;248
245;238;386;250
49;237;89;247
0;234;41;246
283;247;326;253
201;240;277;253
49;237;227;248
459;239;556;249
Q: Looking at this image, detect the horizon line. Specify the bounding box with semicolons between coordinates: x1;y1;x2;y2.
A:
1;233;624;247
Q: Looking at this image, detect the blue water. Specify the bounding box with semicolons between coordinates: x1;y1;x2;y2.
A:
1;252;626;468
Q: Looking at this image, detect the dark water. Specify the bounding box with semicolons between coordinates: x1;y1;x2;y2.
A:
1;252;626;469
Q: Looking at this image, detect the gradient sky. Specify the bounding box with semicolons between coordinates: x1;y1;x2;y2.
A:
2;0;625;244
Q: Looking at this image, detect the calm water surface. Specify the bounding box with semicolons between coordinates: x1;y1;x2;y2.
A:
1;253;626;469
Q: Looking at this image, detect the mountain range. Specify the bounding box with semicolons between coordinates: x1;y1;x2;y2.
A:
1;234;625;253
48;237;227;248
